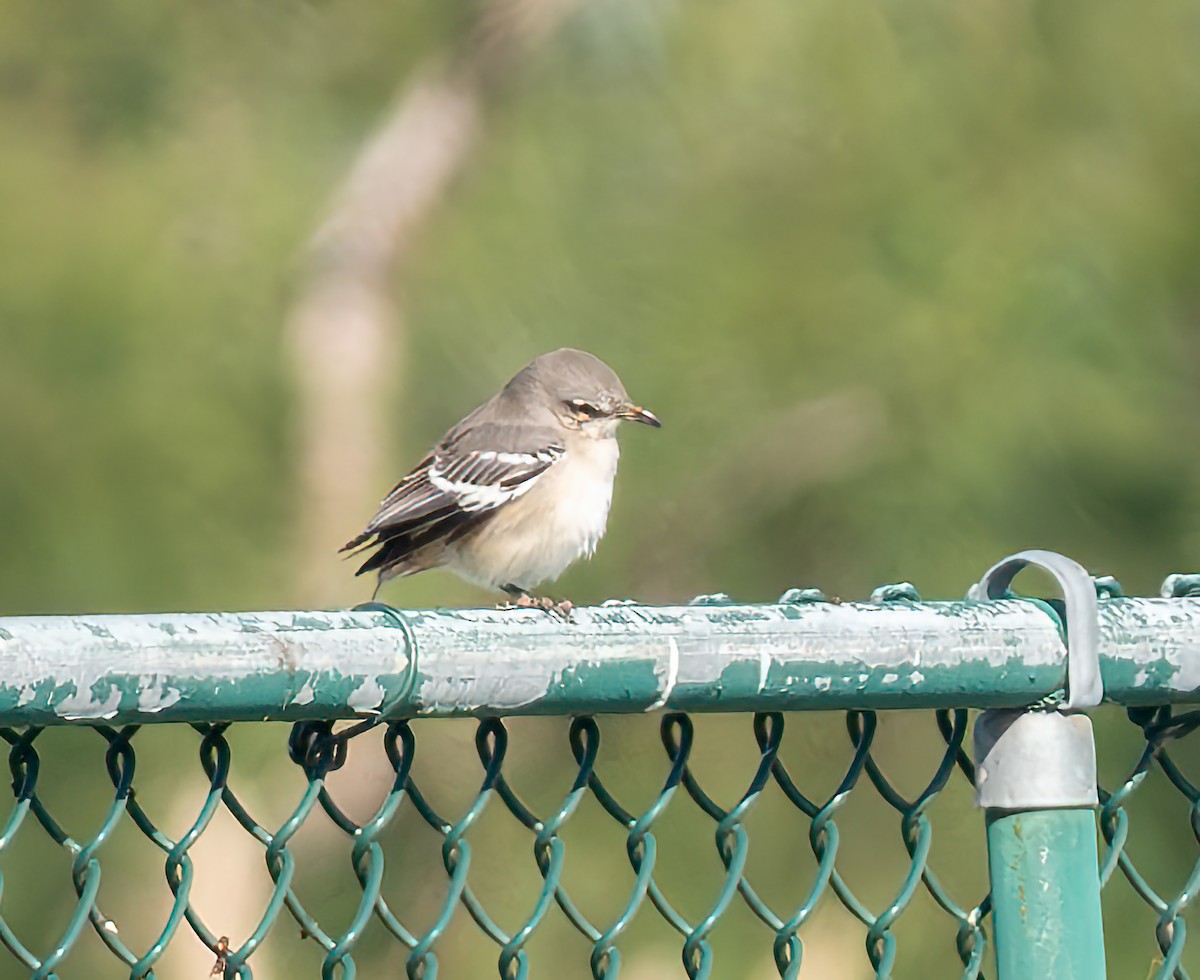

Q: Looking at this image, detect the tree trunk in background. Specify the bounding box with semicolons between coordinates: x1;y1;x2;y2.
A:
285;0;583;606
249;5;582;978
286;71;482;606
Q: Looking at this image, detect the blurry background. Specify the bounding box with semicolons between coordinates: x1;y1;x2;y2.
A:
2;0;1199;976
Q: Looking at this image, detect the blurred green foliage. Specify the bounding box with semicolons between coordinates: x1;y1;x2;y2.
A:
4;0;1200;616
2;1;1200;976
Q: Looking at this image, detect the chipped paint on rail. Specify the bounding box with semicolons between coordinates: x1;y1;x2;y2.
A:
1097;598;1200;701
645;636;680;712
0;594;1194;725
0;609;413;724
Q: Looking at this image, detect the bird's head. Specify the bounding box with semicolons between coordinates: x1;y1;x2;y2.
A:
531;348;661;437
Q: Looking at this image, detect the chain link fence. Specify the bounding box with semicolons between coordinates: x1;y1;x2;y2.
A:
0;562;1198;978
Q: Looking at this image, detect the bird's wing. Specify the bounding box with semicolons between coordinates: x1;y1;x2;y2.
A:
341;424;565;553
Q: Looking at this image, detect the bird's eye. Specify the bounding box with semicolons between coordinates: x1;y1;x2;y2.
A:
565;398;601;418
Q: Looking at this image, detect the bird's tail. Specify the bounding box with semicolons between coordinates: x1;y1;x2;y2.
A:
340;529;374;553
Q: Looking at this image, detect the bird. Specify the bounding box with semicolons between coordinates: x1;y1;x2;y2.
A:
341;348;661;613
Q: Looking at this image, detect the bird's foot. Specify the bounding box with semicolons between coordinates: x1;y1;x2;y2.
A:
497;593;574;622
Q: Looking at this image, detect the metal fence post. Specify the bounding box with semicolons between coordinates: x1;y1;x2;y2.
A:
976;710;1106;979
971;550;1107;979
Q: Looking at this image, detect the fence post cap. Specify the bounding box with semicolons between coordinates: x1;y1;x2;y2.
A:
974;708;1098;809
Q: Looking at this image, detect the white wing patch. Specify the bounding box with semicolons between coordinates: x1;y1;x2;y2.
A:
427;470;532;511
427;448;563;513
472;451;560;464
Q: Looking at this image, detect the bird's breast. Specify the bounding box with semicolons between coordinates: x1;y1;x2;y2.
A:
448;437;619;591
539;437;619;554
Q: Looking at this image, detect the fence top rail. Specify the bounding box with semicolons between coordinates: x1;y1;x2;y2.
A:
0;590;1197;726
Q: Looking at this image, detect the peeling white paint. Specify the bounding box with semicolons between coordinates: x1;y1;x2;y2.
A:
56;686;122;721
348;677;386;714
290;680;316;706
1096;601;1200;694
344;595;1099;715
1172;651;1200;693
0;609;413;722
7;594;1171;722
0;611;411;686
136;678;182;714
646;636;679;712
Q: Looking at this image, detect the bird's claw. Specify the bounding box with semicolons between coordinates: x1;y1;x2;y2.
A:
497;594;575;622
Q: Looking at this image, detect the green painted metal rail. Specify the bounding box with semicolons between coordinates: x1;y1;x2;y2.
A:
1;592;1199;726
0;569;1198;978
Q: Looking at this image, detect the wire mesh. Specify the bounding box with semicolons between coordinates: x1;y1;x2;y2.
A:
0;706;1195;978
0;705;1099;980
0;711;1001;980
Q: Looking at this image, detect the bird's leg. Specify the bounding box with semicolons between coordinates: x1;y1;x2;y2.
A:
498;585;574;622
497;583;528;610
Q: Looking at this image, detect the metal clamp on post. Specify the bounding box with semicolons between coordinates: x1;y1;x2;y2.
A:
969;551;1108;977
968;550;1102;809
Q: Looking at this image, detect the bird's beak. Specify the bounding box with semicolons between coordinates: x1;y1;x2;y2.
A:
618;404;662;427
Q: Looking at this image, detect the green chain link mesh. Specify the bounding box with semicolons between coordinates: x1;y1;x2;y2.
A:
0;704;1190;979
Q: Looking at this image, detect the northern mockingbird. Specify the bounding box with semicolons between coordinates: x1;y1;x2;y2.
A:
342;348;660;610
